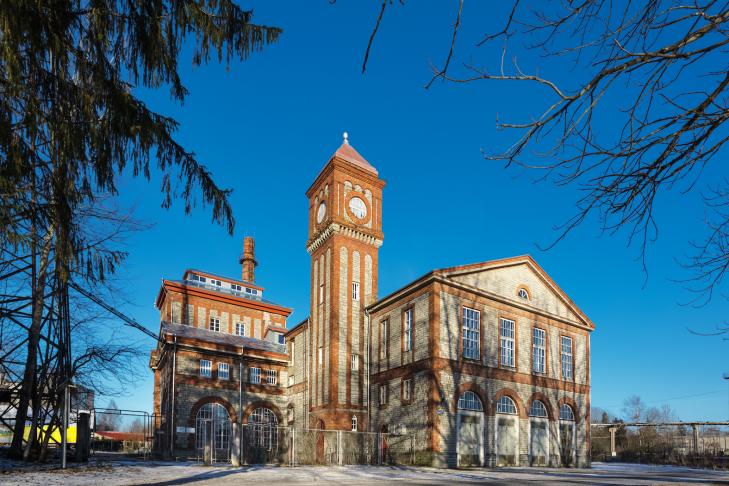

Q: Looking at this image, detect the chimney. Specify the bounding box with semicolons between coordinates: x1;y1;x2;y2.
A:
240;236;257;283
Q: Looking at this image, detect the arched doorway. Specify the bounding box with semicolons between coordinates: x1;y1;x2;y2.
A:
529;400;549;466
495;395;519;466
195;402;231;462
456;390;484;467
559;404;576;466
245;407;279;464
315;419;325;464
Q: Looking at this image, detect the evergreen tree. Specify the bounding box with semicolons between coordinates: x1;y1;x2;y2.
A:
0;0;281;459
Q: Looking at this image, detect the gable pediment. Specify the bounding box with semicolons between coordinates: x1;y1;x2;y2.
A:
438;256;594;330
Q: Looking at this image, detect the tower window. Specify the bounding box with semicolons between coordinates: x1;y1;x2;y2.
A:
352;281;360;301
318;347;323;367
379;320;388;360
209;317;220;333
351;354;360;371
351;415;358;431
518;287;529;300
402;378;412;402
319;283;324;304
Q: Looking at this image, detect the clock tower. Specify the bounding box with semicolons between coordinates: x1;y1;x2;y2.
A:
305;133;385;431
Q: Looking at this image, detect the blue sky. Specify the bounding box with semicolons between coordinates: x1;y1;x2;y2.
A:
106;1;729;421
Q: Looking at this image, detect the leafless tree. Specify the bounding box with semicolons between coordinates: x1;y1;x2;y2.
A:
359;1;729;307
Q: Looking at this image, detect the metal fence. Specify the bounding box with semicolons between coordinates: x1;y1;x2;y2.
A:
592;422;729;468
228;425;413;466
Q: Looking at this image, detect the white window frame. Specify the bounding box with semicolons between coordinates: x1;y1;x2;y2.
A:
518;288;529;300
404;308;413;352
351;354;359;371
235;322;245;336
351;415;358;431
561;336;574;380
352;281;360;301
266;369;277;385
250;367;261;384
500;318;515;367
209;316;220;333
199;359;212;378
402;378;412;402
218;362;229;380
496;396;517;415
462;307;480;360
379;384;388;406
532;327;546;374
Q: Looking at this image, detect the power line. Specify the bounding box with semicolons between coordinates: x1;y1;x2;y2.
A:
599;390;724;410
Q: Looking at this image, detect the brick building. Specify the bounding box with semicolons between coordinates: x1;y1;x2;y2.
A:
150;134;594;467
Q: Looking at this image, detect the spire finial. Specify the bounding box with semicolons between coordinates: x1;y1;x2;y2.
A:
343;131;349;145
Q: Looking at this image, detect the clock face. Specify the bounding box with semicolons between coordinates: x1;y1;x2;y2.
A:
349;197;367;220
316;202;326;224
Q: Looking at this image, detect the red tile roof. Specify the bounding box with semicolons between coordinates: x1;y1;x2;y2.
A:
333;142;378;175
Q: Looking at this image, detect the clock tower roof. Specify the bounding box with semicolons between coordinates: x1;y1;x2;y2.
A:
331;133;378;176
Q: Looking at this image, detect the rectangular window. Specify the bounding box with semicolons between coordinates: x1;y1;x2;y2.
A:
404;308;413;352
352;281;360;301
533;328;546;374
199;360;212;378
351;354;359;371
380;320;388;360
209;316;220;332
402;378;412;402
500;318;515;367
561;336;574;380
319;283;324;304
235;322;245;336
462;307;480;360
290;342;296;364
250;367;261;384
218;362;229;380
318;347;323;366
266;369;277;385
277;333;285;345
379;384;388;405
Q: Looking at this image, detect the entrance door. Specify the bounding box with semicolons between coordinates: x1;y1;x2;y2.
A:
457;412;483;466
529;419;548;466
496;416;518;466
559;422;574;466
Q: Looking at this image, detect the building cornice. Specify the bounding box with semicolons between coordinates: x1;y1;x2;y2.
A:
306;222;383;254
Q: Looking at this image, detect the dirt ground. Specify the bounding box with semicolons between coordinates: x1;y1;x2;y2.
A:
2;460;729;485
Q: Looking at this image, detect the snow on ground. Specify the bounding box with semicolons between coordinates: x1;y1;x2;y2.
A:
1;460;729;485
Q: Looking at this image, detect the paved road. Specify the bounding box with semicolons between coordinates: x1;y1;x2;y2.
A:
2;461;729;485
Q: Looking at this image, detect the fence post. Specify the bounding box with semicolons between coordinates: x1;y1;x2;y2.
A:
337;430;342;466
692;425;699;454
231;422;240;466
609;427;617;457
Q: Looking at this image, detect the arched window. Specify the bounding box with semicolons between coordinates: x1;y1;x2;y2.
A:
496;396;517;414
529;400;548;418
195;402;231;452
559;404;575;421
518;288;529;300
351;415;358;431
457;391;483;411
249;407;279;450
